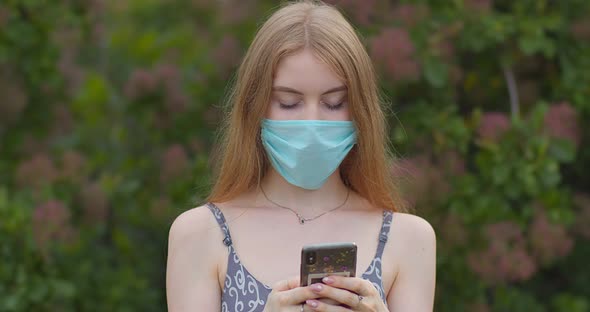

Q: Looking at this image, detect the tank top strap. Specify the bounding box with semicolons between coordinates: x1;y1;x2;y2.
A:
205;202;233;247
375;210;394;259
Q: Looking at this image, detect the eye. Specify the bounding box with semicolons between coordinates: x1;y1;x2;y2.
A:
324;101;345;111
279;102;299;109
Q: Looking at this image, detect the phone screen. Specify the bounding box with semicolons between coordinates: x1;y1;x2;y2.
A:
300;242;357;286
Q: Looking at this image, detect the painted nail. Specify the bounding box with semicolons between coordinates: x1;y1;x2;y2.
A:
311;283;323;292
306;300;318;308
322;277;334;284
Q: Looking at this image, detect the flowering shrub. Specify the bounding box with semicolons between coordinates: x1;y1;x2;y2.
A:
0;0;589;311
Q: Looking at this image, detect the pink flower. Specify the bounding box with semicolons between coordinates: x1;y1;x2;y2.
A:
16;153;59;189
484;221;522;241
0;76;27;125
391;156;425;180
573;193;590;239
50;104;75;137
440;213;467;247
510;248;537;281
19;135;49;156
203;106;221;126
51;26;82;48
84;0;106;42
87;0;105;15
467;250;496;284
192;0;214;10
151;63;190;114
370;27;420;81
571;18;590;41
155;63;181;90
324;0;377;25
390;4;430;27
150;196;171;219
80;182;109;225
218;0;258;25
544;102;580;147
391;155;449;210
468;221;537;284
466;302;491;312
90;21;106;43
433;23;463;65
34;200;69;227
32;200;78;251
465;0;493;13
211;35;242;77
391;156;427;208
165;88;189;114
60;150;87;183
518;80;539;106
529;206;574;265
449;65;464;85
0;5;10;28
477;112;510;142
123;68;158;99
124;63;190;116
440;150;466;176
160;144;189;184
57;47;86;96
153;113;171;130
190;137;206;155
434;39;455;61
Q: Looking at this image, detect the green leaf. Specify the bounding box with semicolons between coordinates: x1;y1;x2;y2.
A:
552;293;590;312
72;72;111;126
423;58;448;88
548;139;576;163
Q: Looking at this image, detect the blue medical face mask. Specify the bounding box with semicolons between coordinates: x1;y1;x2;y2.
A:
260;118;357;190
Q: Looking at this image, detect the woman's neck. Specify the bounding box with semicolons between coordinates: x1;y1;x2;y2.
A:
256;168;352;217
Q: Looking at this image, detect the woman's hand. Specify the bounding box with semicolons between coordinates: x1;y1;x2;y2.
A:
263;276;323;312
302;275;388;312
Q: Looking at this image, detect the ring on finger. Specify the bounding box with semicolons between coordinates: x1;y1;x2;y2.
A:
357;295;364;307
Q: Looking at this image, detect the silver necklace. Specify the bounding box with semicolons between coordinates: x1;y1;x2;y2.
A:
259;185;350;225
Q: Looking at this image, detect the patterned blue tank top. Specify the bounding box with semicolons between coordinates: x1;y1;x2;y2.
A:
206;203;393;312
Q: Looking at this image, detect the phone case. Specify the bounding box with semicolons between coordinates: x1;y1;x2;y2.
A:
300;242;357;286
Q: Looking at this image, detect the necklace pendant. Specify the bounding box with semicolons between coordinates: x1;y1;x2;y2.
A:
299;217;305;225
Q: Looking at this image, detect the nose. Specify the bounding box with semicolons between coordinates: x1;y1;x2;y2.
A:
301;98;322;120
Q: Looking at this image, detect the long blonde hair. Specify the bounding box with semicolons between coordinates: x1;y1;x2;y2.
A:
207;0;406;212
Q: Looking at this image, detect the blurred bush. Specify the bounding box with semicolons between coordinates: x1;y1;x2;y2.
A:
0;0;588;311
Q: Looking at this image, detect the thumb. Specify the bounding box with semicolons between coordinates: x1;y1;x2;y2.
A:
272;275;300;291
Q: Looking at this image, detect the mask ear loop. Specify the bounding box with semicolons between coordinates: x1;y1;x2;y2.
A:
339;145;356;189
255;132;266;191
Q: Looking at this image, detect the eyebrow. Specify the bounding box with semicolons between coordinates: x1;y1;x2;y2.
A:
272;85;347;95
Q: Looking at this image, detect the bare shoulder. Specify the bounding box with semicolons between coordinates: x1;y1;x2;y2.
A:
388;212;437;259
385;212;437;311
166;204;224;311
167;204;226;270
168;204;222;244
390;212;436;242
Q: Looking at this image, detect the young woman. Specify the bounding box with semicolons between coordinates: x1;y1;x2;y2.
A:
166;1;436;311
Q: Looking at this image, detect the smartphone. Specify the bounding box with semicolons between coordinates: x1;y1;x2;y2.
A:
300;242;357;287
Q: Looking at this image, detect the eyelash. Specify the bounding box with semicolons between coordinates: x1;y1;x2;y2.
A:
279;102;344;110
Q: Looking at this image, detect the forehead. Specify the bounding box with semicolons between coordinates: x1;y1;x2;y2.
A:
273;49;345;92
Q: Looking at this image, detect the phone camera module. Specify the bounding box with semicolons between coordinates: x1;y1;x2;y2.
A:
306;251;316;265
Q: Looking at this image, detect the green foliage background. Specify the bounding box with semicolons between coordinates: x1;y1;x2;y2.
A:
0;0;589;311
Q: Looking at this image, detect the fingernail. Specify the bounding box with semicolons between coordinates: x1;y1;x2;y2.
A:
311;283;323;292
306;300;318;308
322;277;333;284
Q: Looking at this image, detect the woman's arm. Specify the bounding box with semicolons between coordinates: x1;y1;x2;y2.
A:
387;214;437;312
166;206;223;311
